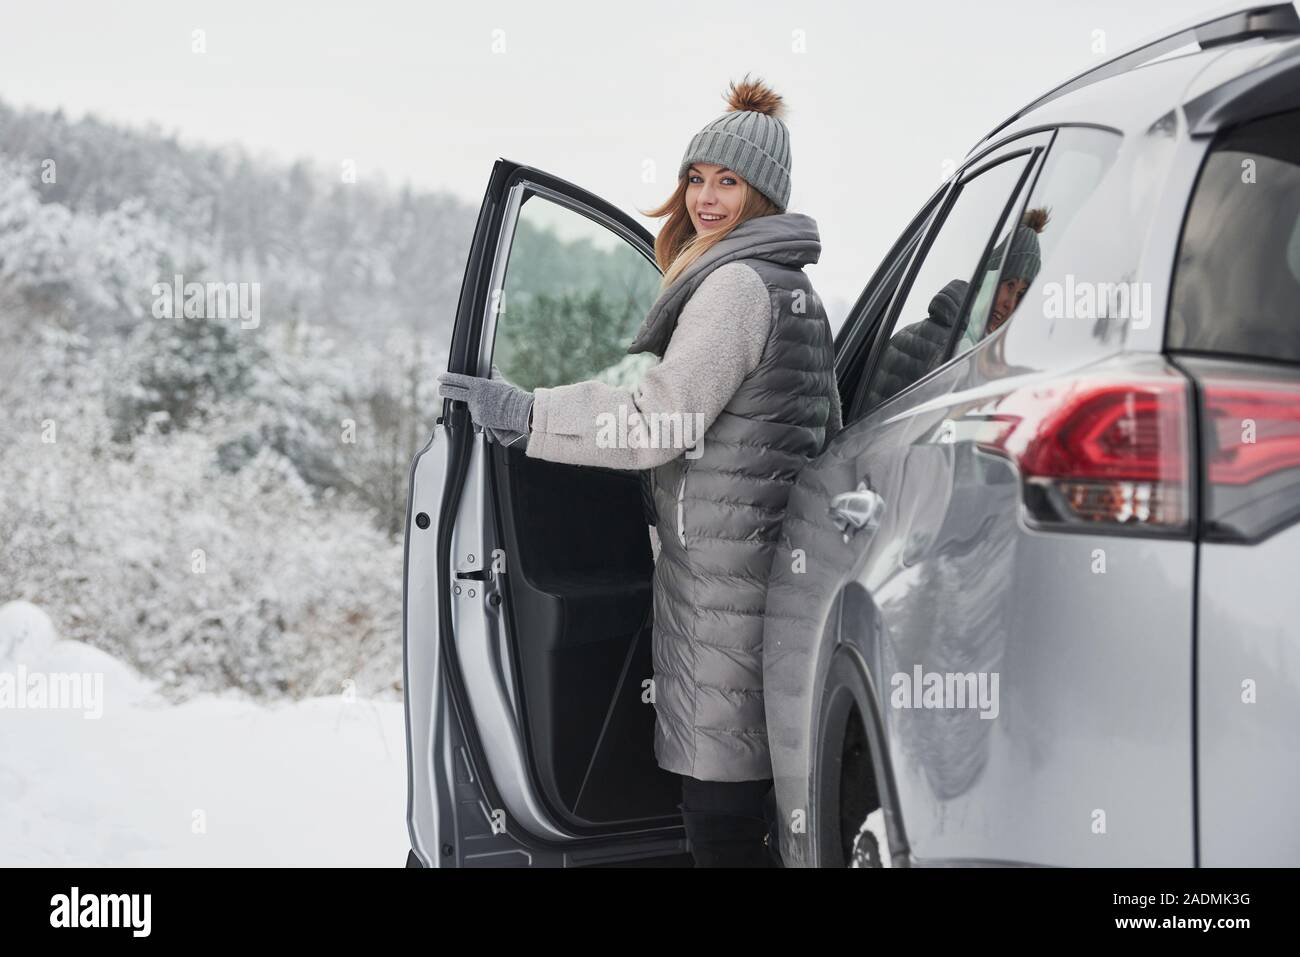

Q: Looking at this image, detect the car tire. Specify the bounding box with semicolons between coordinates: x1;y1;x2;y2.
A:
850;828;882;868
814;643;905;868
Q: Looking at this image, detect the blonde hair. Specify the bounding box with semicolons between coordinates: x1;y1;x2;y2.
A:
640;172;780;289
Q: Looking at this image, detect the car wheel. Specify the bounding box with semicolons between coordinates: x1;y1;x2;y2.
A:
850;829;880;867
815;643;905;867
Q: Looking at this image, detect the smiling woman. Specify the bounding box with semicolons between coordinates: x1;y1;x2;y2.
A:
434;74;840;869
686;163;744;232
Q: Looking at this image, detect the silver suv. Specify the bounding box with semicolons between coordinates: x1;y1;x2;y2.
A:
404;4;1300;867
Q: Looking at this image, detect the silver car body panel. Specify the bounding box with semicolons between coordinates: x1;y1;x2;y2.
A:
1198;522;1300;865
403;424;455;866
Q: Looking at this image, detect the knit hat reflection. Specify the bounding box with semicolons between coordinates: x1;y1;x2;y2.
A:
988;207;1051;285
678;74;793;211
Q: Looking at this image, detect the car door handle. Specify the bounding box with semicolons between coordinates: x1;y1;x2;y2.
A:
828;482;885;540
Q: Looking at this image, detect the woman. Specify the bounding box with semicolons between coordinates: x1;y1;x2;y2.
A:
438;75;841;867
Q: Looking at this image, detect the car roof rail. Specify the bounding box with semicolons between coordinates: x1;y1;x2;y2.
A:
969;2;1300;152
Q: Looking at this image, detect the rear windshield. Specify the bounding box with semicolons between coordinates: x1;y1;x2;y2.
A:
1169;110;1300;364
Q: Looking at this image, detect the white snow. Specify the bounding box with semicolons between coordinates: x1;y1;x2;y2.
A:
851;808;893;868
0;601;409;867
0;599;58;663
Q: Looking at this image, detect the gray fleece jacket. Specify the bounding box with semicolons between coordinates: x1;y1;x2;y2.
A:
524;260;842;470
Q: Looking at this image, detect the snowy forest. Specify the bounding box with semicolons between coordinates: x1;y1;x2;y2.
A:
0;100;665;707
0;99;656;704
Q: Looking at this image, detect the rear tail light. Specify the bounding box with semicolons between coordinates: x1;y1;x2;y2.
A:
974;371;1191;532
1194;370;1300;541
1202;381;1300;485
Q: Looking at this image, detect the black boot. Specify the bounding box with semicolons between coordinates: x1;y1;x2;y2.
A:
680;807;774;867
761;783;785;867
678;775;778;868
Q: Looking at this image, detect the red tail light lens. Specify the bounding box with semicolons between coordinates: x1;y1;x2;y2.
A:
1193;370;1300;542
976;374;1191;531
1202;381;1300;486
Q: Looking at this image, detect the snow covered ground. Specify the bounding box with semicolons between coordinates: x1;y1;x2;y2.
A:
0;601;409;867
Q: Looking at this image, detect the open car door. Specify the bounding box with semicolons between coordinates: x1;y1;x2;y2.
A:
404;159;690;867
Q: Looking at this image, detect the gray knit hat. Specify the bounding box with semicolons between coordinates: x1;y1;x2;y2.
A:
988;207;1051;284
678;75;792;211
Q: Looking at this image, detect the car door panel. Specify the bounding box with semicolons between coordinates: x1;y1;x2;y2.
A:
821;144;1045;866
405;159;687;868
766;141;1045;866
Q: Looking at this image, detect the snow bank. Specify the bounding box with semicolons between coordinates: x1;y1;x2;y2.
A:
0;601;408;867
0;600;57;664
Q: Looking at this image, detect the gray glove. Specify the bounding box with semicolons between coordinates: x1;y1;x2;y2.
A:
436;372;534;434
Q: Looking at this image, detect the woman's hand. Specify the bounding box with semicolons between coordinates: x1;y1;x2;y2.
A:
436;372;534;435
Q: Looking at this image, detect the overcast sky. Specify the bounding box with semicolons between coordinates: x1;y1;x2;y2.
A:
1;0;1219;318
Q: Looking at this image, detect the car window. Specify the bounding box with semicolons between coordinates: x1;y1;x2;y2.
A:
836;195;944;413
1169;109;1300;364
491;193;662;390
857;152;1032;412
954;127;1122;355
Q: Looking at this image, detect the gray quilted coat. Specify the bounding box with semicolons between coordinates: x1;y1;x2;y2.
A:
627;212;838;782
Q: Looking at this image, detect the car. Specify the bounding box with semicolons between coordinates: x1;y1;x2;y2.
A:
403;2;1300;867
